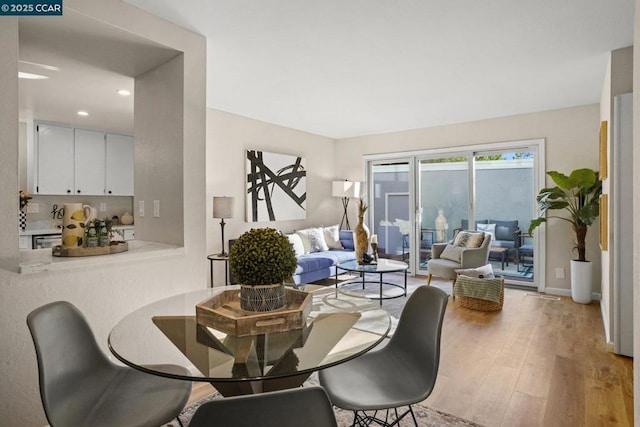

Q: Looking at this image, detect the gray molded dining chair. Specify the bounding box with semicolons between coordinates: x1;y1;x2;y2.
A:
189;386;338;427
27;301;192;427
319;285;448;427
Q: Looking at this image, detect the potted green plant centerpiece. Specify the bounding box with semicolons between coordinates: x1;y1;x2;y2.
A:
229;227;298;312
529;168;602;304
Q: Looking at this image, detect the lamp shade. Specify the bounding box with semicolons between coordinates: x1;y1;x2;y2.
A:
213;196;234;219
332;180;360;198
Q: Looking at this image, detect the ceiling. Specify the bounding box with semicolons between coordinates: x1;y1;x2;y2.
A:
18;9;179;134
122;0;635;139
19;1;635;139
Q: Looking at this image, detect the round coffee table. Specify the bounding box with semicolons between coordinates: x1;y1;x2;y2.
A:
336;258;408;305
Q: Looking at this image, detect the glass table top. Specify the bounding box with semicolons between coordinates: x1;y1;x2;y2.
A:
108;285;390;383
338;258;409;273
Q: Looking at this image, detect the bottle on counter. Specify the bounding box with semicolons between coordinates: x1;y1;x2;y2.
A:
98;220;109;247
86;222;98;247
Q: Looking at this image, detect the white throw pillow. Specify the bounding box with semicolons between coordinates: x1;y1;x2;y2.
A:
296;227;329;253
286;233;305;257
477;223;496;242
440;244;464;263
455;264;495;279
322;224;343;249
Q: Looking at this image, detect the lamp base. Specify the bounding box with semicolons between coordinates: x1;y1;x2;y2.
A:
339;197;351;230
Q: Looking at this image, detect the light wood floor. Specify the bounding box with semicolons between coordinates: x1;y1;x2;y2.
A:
188;281;634;426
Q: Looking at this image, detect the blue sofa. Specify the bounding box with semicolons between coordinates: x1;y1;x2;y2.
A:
292;230;356;285
229;231;356;286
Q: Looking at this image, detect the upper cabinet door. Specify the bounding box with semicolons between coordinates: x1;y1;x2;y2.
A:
37;123;74;195
105;133;134;196
74;129;106;195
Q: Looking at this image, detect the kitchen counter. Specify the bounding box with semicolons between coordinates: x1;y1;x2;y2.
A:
19;228;62;236
19;225;134;236
19;240;184;274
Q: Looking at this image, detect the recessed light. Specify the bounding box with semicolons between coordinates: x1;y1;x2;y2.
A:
18;72;48;80
77;111;89;116
117;89;131;96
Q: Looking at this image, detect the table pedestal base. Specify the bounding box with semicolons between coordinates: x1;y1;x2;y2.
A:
211;372;311;396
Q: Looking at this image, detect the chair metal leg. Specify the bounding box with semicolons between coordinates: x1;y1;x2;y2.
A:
426;274;432;286
350;406;417;427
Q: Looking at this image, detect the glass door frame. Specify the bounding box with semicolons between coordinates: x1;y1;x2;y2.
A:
364;138;546;292
365;156;415;269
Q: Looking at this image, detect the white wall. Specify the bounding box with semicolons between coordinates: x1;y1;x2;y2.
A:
632;0;640;423
0;1;206;425
335;104;601;294
600;47;633;347
135;54;186;245
206;109;339;285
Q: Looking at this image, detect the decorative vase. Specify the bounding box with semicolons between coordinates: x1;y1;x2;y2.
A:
61;203;91;248
570;260;592;304
354;200;370;264
19;210;26;231
240;283;287;312
435;208;448;242
121;212;134;225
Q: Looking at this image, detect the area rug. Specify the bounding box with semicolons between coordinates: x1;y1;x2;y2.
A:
164;382;484;427
311;271;452;320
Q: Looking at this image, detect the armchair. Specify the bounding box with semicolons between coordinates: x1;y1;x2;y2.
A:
426;232;492;285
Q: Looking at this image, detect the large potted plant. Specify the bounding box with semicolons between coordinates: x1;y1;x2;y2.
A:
229;227;298;312
528;168;602;303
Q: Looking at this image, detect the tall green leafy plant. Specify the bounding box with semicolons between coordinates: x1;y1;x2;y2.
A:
528;168;602;262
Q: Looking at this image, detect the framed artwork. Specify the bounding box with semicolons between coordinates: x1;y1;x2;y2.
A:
600;193;608;251
246;150;306;222
599;120;608;180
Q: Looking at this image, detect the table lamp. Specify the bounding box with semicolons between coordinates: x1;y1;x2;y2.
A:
332;180;361;230
213;196;234;256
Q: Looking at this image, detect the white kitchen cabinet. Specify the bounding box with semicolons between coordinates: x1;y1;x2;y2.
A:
35;122;133;196
36;123;75;195
74;128;106;195
105;133;134;196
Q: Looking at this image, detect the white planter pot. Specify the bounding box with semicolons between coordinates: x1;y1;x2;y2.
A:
570;260;592;304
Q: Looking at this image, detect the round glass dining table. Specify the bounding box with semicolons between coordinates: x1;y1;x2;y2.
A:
108;285;390;396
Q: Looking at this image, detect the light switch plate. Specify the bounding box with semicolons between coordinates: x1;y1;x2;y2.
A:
153;200;160;218
27;203;39;213
138;201;145;217
99;203;106;212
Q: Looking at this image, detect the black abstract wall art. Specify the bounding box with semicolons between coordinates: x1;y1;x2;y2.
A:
246;150;307;222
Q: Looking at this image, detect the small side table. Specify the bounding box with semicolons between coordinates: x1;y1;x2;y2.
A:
207;254;229;288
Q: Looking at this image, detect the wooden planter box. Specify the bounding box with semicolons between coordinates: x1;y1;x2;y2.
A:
196;288;312;337
53;242;128;257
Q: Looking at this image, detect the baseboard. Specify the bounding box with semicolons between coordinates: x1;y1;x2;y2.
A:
544;287;602;301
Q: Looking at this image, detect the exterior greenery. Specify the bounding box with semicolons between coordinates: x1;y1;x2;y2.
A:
528;168;602;262
229;227;297;286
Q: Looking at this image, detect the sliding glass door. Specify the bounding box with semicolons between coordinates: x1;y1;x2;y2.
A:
473;151;535;285
416;155;469;272
369;160;412;265
366;140;543;290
